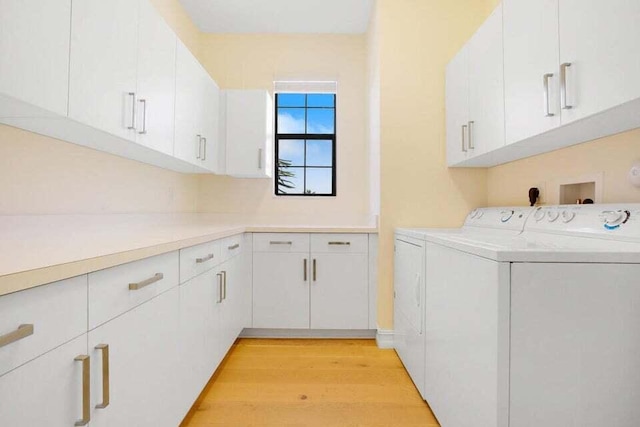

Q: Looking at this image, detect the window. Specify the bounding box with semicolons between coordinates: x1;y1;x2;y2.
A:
275;93;336;196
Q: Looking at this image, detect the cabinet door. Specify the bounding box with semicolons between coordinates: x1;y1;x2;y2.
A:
89;287;181;427
200;76;220;172
174;40;205;165
253;252;309;329
559;0;640;124
310;253;368;329
0;0;71;117
225;90;273;178
0;335;88;427
468;3;505;155
445;46;470;166
503;0;561;145
69;0;139;141
135;0;176;155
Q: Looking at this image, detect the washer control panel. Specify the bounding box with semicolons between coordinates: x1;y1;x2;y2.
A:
464;207;533;231
526;205;640;239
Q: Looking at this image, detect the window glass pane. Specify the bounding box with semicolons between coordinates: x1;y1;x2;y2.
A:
307;94;335;108
306;140;333;167
305;168;333;195
278;139;305;166
306;109;334;134
277;93;305;107
277;108;305;134
277;167;304;194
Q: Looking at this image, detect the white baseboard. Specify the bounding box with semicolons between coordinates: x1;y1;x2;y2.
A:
376;329;394;349
240;328;376;339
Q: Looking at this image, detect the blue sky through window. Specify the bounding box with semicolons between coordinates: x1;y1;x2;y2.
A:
276;93;335;195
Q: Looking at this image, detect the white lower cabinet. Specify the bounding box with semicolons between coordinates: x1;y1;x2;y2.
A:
88;286;181;427
252;233;370;331
0;334;88;427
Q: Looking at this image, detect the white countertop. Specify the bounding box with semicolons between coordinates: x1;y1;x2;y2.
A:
0;214;377;296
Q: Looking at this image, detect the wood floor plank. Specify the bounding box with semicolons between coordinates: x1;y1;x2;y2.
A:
181;338;439;427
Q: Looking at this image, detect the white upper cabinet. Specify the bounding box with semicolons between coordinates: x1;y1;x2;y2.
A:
446;46;471;166
174;40;220;171
467;3;505;156
0;0;71;117
68;0;139;141
224;90;274;178
503;0;561;145
558;0;640;124
135;0;177;156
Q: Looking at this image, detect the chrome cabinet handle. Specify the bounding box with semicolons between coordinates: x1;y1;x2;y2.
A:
138;99;147;134
216;273;223;303
228;243;240;250
543;73;555;117
328;241;351;246
129;273;163;290
0;324;34;348
461;124;468;152
196;254;214;263
303;258;308;282
269;241;292;245
196;135;202;159
74;355;90;426
127;92;136;130
468;121;475;150
560;62;573;110
202;137;207;161
222;271;227;300
258;148;263;169
95;344;110;409
313;259;317;282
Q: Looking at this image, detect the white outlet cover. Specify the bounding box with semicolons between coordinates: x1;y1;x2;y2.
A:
629;162;640;187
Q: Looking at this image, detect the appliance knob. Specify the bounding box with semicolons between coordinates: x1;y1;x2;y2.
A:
500;210;514;223
546;210;560;222
561;210;576;223
475;209;484;219
603;210;624;225
533;208;545;221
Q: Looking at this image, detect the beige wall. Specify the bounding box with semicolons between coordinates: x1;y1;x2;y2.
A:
488;128;640;206
367;1;381;218
196;34;369;219
375;0;493;329
0;0;200;215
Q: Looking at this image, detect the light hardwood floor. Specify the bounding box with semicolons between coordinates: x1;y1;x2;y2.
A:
181;338;439;427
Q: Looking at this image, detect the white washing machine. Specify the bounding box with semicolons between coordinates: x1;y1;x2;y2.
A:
393;206;533;400
409;204;640;427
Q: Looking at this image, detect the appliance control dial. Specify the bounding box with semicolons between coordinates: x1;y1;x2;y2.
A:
561;210;576;223
546;210;560;222
500;210;514;223
602;210;630;229
475;209;484;219
533;208;545;222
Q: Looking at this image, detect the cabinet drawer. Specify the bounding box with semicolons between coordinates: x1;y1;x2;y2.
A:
310;234;368;254
88;251;179;329
180;240;221;283
253;233;309;253
220;233;243;263
0;276;87;377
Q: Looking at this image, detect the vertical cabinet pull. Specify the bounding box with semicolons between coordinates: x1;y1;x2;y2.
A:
543;73;555;117
468;121;475;150
560;62;573;110
127;92;136;130
303;258;308;281
74;355;90;426
202;138;207;161
196;135;202;159
95;344;110;409
222;271;227;300
258;148;263;169
216;273;223;303
461;124;468;152
138;99;147;134
0;324;34;348
313;259;317;282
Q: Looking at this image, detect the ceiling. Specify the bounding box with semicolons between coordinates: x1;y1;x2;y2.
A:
178;0;374;34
